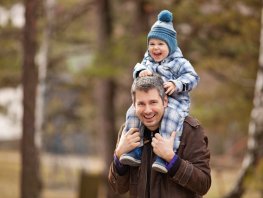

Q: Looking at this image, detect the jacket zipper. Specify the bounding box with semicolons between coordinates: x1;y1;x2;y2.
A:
148;133;154;198
149;144;152;198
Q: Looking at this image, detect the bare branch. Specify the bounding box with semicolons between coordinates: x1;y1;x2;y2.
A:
53;0;95;33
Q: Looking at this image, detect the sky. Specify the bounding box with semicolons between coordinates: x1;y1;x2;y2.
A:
0;3;24;28
0;3;24;140
0;87;22;140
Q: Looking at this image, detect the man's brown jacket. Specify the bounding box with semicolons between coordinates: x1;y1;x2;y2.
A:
108;116;211;198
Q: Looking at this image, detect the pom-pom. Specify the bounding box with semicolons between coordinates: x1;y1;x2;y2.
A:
158;10;173;22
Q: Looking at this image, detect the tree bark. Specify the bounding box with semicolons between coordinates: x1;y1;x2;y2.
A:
21;0;41;198
223;3;263;198
35;0;54;150
95;79;117;198
95;0;117;197
132;0;150;57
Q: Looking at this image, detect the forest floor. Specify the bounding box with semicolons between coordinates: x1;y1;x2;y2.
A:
0;149;261;198
0;149;103;198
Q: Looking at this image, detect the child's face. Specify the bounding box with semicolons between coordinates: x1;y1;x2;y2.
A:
148;38;169;62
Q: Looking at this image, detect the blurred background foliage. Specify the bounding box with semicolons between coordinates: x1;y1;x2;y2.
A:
0;0;260;154
0;0;262;197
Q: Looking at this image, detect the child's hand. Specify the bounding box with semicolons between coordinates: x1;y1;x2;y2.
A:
163;81;176;95
139;70;153;77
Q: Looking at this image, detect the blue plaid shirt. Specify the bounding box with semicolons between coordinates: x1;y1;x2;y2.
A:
133;47;200;116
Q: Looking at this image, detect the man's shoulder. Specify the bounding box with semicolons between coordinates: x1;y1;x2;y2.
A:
184;116;200;128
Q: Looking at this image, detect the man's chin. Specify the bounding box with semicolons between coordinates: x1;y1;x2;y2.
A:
143;122;158;131
143;120;154;125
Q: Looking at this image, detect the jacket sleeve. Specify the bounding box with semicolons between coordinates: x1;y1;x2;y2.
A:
170;58;200;93
108;162;130;194
168;118;211;195
133;63;147;79
108;125;131;194
133;51;151;79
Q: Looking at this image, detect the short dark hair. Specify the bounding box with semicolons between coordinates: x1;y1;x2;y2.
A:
131;74;165;104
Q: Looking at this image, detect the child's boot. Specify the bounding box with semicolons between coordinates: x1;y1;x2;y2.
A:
120;147;142;166
152;157;168;173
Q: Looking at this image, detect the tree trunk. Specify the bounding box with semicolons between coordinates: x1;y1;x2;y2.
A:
35;0;54;149
132;0;150;57
21;0;41;198
118;0;149;111
95;0;117;197
95;79;116;198
223;3;263;198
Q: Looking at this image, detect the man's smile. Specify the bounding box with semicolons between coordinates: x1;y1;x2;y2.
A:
144;114;155;119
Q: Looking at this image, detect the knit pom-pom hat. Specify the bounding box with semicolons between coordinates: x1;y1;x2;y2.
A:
147;10;177;55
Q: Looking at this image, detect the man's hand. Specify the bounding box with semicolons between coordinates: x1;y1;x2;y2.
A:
139;69;153;77
163;81;176;95
115;128;141;159
151;132;176;162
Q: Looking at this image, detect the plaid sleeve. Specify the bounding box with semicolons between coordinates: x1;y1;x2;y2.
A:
171;59;200;93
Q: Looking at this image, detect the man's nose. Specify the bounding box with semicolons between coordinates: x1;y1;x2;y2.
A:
144;104;152;113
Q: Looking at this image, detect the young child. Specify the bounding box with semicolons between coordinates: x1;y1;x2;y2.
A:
120;10;200;173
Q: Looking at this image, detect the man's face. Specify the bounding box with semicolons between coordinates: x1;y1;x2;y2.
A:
134;88;168;131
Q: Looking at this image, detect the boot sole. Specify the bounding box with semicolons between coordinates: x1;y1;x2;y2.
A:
152;163;168;173
120;156;141;166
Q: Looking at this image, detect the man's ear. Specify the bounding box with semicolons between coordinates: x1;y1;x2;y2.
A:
164;95;168;107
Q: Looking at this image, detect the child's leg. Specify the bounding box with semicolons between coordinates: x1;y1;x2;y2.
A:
152;106;184;173
124;105;141;133
173;119;184;152
120;105;143;166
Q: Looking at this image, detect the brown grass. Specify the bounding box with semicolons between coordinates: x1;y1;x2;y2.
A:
0;150;261;198
0;150;76;198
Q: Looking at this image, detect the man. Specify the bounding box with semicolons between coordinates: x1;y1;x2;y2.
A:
108;74;211;198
